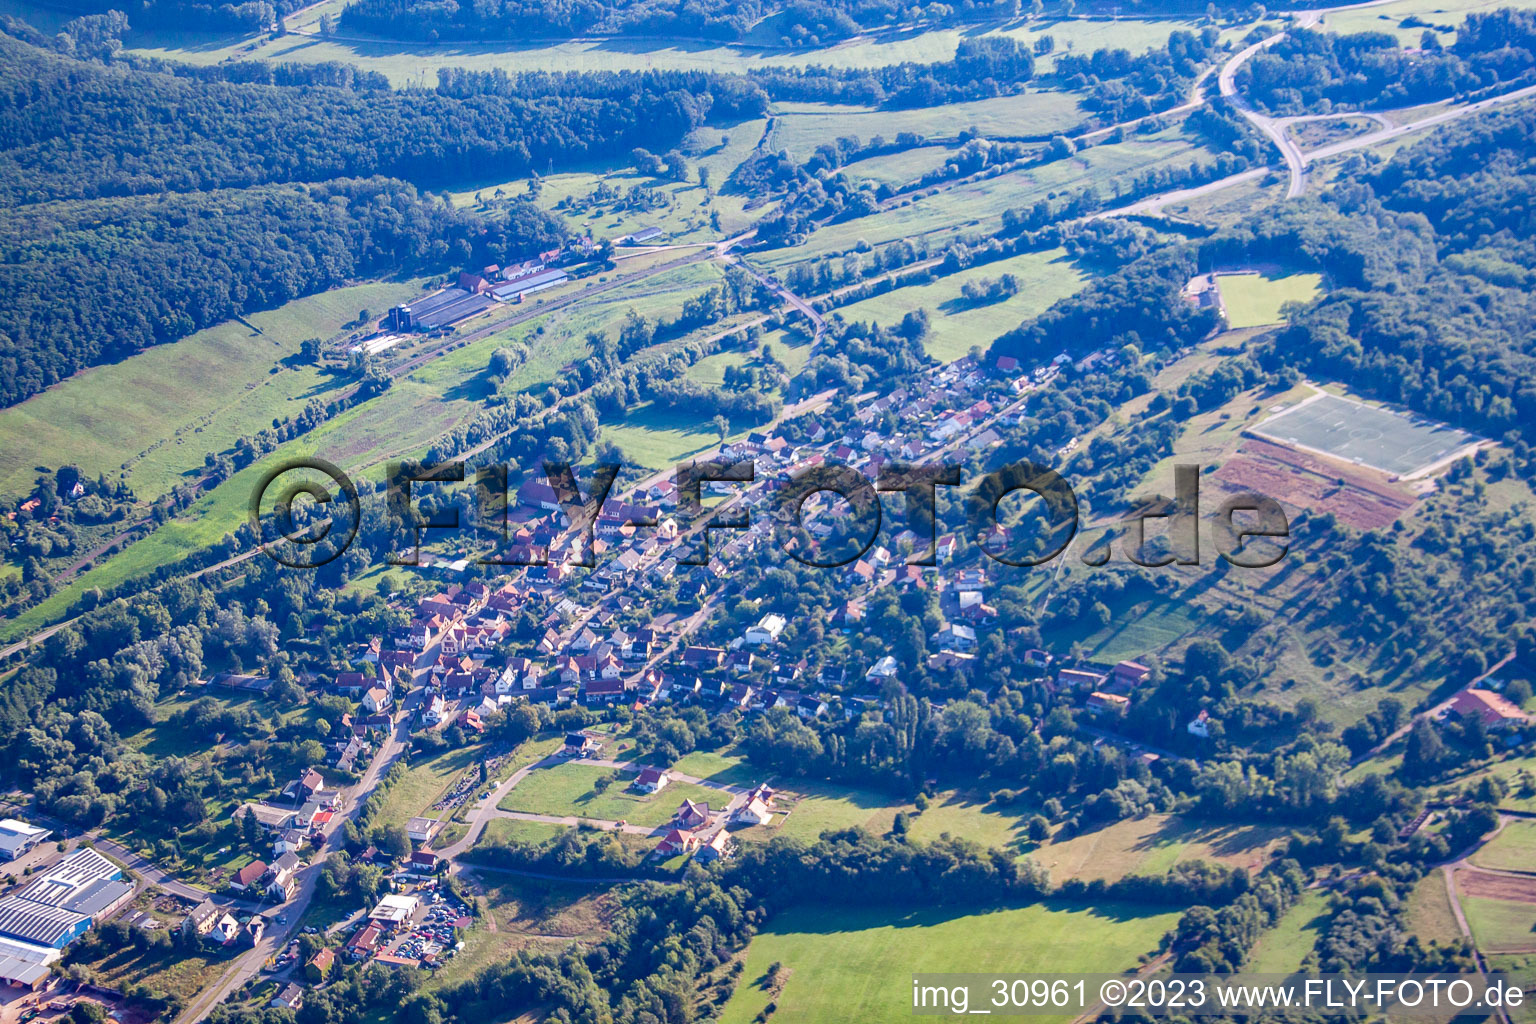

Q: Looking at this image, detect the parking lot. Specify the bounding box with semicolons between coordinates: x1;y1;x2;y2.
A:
378;887;473;968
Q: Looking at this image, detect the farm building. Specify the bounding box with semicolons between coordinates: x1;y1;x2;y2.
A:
622;227;664;245
389;286;494;331
490;269;569;301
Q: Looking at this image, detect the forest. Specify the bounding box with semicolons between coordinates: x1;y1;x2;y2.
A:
1236;9;1536;114
338;0;1017;46
0;28;773;407
0;36;756;205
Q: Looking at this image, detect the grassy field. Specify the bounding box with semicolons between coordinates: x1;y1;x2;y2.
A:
1215;271;1324;328
598;402;739;470
1472;820;1536;873
718;901;1182;1024
1406;868;1464;946
832;248;1090;361
497;762;728;828
669;749;763;787
477;818;572;848
0;277;422;502
903;792;1034;854
1245;890;1329;972
759;127;1207;270
839;144;958;188
376;745;481;827
772;91;1084;158
1317;0;1536;42
111;15;1210;85
771;780;903;840
1036;813;1288;884
1462;895;1536;953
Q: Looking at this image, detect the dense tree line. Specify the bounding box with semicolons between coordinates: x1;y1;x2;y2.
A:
339;0;1018;46
0;35;735;204
750;36;1035;110
1057;27;1218;124
1236;10;1536;114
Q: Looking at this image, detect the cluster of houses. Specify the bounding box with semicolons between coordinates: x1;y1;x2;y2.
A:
654;783;775;860
227;769;344;900
274;350;1144;753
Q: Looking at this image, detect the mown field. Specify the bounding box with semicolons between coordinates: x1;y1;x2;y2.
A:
718;901;1181;1024
497;762;727;828
1462;894;1536;953
831;247;1089;361
1472;820;1536;873
1215;271;1324;328
1244;890;1330;972
771;91;1084;159
0;277;424;502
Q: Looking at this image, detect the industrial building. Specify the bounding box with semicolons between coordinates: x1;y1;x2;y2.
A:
0;847;134;989
0;819;50;862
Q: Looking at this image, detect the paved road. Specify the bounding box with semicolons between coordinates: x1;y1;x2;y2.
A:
438;753;750;859
178;708;413;1024
1218;31;1307;197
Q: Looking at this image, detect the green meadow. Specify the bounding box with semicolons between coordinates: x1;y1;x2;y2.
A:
0;277;424;502
1215;271;1324;328
719;901;1181;1024
832;247;1090;361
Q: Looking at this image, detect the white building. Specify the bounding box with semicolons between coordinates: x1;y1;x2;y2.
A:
0;820;50;862
744;613;786;646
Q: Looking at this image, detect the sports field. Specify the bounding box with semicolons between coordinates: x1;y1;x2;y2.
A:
1214;271;1323;327
718;902;1181;1024
1250;392;1481;476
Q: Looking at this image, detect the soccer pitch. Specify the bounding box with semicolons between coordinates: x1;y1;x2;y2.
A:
1250;392;1482;476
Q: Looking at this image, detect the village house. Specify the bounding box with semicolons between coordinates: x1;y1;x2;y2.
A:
362;685;393;715
744;613;786;645
732;796;772;826
675;800;709;829
1111;660;1152;689
210;912;243;946
683;646;726;670
634;767;672;794
182;899;221;942
232;860;268;895
656;829;699;856
271;984;305;1011
1086;692;1130;717
265;851;301;900
1442;688;1534;729
695;829;734;862
306;947;335;983
583;677;627;705
1056;668;1107;691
